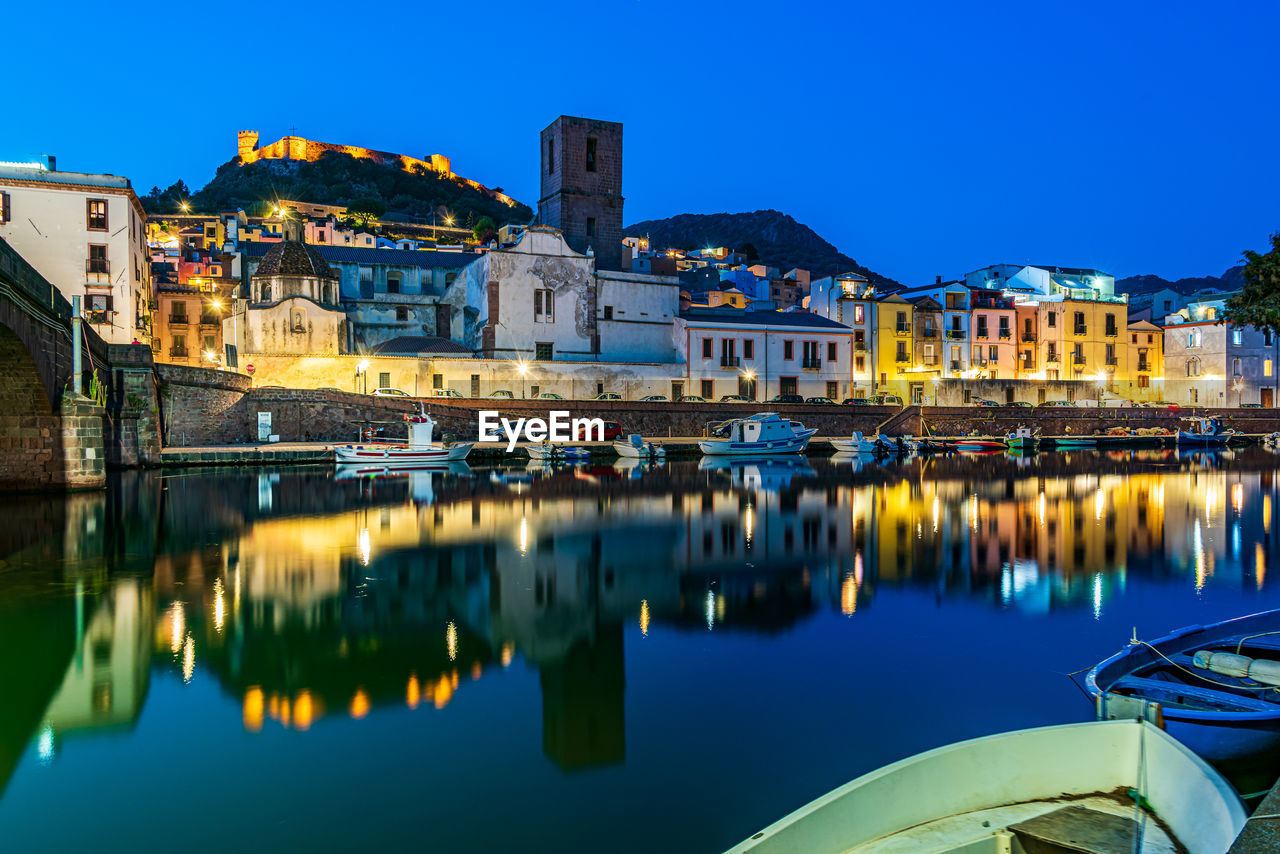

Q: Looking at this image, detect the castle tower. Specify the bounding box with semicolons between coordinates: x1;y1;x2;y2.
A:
538;116;624;271
237;130;259;161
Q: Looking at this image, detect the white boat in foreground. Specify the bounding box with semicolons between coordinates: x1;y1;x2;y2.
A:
830;431;880;454
525;443;591;461
724;720;1243;854
699;412;816;456
613;434;667;458
335;411;473;464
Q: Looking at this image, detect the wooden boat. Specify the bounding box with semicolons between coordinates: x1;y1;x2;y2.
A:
874;434;919;455
699;412;817;456
1054;436;1098;449
1087;609;1280;762
613;434;666;459
829;431;879;454
526;442;591;461
954;438;1007;453
335;411;473;464
1005;427;1038;451
1177;416;1235;446
725;720;1243;854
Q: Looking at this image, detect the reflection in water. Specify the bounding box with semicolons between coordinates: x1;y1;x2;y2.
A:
2;452;1280;851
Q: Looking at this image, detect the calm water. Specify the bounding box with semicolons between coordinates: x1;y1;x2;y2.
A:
2;449;1280;853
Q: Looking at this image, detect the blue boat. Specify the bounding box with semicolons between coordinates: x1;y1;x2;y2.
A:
1176;416;1235;446
1086;610;1280;762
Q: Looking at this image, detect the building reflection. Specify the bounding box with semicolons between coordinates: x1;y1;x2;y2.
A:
4;453;1279;778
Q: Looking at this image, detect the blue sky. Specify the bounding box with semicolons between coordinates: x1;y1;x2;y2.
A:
8;1;1278;283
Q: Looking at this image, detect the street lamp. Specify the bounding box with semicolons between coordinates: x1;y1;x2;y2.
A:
356;358;370;394
516;359;529;399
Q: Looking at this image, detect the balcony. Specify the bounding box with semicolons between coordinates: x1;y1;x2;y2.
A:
1105;327;1119;338
922;328;937;338
170;347;189;358
169;314;190;325
950;360;961;372
801;358;821;371
853;341;867;352
1073;353;1087;365
895;352;910;363
999;330;1011;339
895;324;912;336
720;356;741;368
1137;361;1150;372
1074;325;1088;336
975;330;989;340
1021;333;1036;342
1021;360;1035;371
1047;353;1060;363
199;313;221;327
85;258;110;284
1105;357;1118;366
946;330;965;340
84;309;114;325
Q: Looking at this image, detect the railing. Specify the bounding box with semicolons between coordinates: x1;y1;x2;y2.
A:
1021;333;1035;342
946;330;965;340
169;314;189;324
720;356;740;368
895;353;910;363
801;359;821;370
999;330;1011;339
853;341;867;352
85;258;110;284
170;347;188;357
1047;353;1060;363
950;360;961;372
974;329;989;340
1074;325;1087;336
1105;357;1118;366
1021;360;1035;370
1073;353;1086;365
199;314;220;326
1137;361;1149;372
895;324;911;335
84;308;114;324
1105;327;1118;337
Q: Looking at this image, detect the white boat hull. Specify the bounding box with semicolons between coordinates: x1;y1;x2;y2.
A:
725;720;1244;854
335;442;474;463
613;440;666;458
699;429;816;456
526;444;591;461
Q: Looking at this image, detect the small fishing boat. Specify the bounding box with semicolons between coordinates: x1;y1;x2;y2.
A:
829;431;879;454
874;434;918;455
1177;416;1235;446
954;437;1007;453
725;720;1243;854
699;412;816;456
1087;609;1280;762
525;442;591;461
1005;427;1038;451
1054;436;1098;449
335;410;473;464
613;433;667;459
1263;431;1280;448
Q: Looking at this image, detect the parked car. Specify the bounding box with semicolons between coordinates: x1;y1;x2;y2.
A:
594;392;621;401
536;392;564;400
1036;400;1077;408
969;397;999;407
639;394;669;402
867;394;904;406
1138;401;1179;411
805;396;836;405
720;394;750;402
1242;403;1263;408
771;394;804;404
601;421;623;440
842;398;870;406
371;387;411;397
487;389;515;399
678;395;708;403
433;388;464;398
1008;401;1033;407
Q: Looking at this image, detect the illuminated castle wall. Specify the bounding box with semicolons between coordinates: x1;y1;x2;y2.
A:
235;130;516;207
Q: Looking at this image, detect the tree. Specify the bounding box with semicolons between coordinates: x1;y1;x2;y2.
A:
346;196;387;226
473;216;496;244
1224;232;1280;406
737;242;760;263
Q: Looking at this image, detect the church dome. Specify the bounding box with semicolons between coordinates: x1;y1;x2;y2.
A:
254;241;336;279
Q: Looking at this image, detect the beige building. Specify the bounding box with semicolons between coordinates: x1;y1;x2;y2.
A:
0;158;152;345
228;240;346;357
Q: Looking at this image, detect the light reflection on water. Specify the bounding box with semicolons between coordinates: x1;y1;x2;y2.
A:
1;449;1279;853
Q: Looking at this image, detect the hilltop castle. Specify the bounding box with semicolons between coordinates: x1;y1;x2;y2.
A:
235;130;516;207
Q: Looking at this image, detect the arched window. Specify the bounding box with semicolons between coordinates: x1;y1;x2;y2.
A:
322;283;333;304
260;282;271;302
1186;357;1201;377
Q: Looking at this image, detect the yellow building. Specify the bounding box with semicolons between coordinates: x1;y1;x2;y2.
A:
1123;319;1166;402
874;294;915;399
1024;297;1127;391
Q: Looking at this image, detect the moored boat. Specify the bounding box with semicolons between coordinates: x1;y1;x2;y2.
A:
829;431;879;454
1178;416;1235;445
335;411;473;464
613;433;667;458
699;412;816;456
1053;436;1098;449
724;720;1243;854
954;437;1007;452
1005;427;1039;451
1087;609;1280;762
525;442;591;461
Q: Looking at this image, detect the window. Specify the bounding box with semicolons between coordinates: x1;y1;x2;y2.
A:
827;342;837;361
387;272;402;294
1139;375;1150;388
743;339;754;359
359;265;373;285
827;381;839;399
1267;359;1274;378
976;316;988;338
1047;311;1056;328
1233;328;1243;345
433;374;444;389
1105;313;1117;336
1188;328;1201;348
396;306;408;322
1132;333;1138;344
702;338;713;358
1148;333;1154;344
802;341;820;367
586;217;596;238
602;305;613;320
1073;312;1086;334
203;334;215;352
1187;357;1201;377
0;191;10;224
853;304;865;323
896;310;907;331
783;340;794;360
923;343;935;363
896;342;908;362
855;355;865;371
172;333;186;354
535;342;553;361
586;137;597;172
989;345;998;361
1105;343;1116;364
1233;357;1243;376
547;138;555;174
171;300;187;320
87;198;108;231
998;317;1010;338
1207;307;1217;320
701;380;714;398
379;372;391;388
88;243;108;273
534;289;554;322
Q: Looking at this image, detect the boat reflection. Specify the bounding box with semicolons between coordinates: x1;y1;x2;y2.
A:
698;454;815;491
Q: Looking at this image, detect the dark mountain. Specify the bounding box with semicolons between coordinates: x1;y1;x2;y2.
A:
1116;266;1245;296
623;210;897;286
141;151;533;226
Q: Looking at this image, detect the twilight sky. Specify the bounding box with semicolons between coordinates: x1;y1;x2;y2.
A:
8;1;1278;284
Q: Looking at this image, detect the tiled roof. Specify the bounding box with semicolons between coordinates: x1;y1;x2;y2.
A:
244;242;476;269
680;309;852;330
367;336;474;355
253;241;337;279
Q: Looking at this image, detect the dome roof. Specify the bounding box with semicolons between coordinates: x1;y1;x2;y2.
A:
254;241;336;279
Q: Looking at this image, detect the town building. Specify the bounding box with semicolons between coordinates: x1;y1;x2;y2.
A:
897;279;974;377
538;116;625;271
1163;296;1277;406
968;288;1017;379
229;239;346;357
674;308;854;401
809;272;876;395
965;264;1117;301
0;157;152;345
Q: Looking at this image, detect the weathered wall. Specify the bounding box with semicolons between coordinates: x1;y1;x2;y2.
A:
157;364;252;446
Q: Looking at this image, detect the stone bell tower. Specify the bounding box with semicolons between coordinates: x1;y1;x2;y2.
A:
538;116;624;271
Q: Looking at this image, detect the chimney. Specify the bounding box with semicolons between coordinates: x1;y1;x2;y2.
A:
936;275;942;285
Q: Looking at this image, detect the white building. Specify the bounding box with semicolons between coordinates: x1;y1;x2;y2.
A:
674;308;855;401
0;157;152;345
965;264;1116;302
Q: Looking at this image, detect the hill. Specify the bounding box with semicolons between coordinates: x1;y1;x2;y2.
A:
623;210;897;286
1116;266;1244;296
141;151;534;226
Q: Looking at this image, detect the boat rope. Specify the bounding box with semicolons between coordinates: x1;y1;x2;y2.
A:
1133;640;1280;694
1234;631;1280;655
